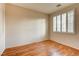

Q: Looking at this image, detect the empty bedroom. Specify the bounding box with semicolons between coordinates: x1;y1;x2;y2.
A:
0;3;79;56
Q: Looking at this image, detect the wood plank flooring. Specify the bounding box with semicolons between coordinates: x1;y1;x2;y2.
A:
2;40;79;56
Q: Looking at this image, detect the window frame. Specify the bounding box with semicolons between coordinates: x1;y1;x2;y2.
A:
52;9;75;34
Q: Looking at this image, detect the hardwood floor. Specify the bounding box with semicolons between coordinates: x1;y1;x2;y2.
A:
2;40;79;56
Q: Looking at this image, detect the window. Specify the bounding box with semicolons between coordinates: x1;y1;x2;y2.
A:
53;16;57;32
57;15;61;32
68;10;74;33
53;9;75;33
62;13;66;32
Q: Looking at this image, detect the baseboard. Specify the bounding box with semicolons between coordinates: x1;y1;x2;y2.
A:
0;49;5;56
0;52;3;56
50;39;79;50
0;52;2;56
5;39;48;50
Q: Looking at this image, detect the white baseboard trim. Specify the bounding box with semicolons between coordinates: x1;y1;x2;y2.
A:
6;39;48;49
0;52;3;56
0;52;1;56
50;39;79;50
0;49;5;56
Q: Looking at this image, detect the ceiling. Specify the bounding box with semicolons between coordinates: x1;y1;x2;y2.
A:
12;3;74;14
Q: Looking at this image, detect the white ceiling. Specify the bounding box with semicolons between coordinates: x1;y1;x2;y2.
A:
12;3;74;14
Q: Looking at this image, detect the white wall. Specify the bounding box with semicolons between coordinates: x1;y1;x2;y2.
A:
5;4;48;48
50;4;79;50
0;4;5;55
